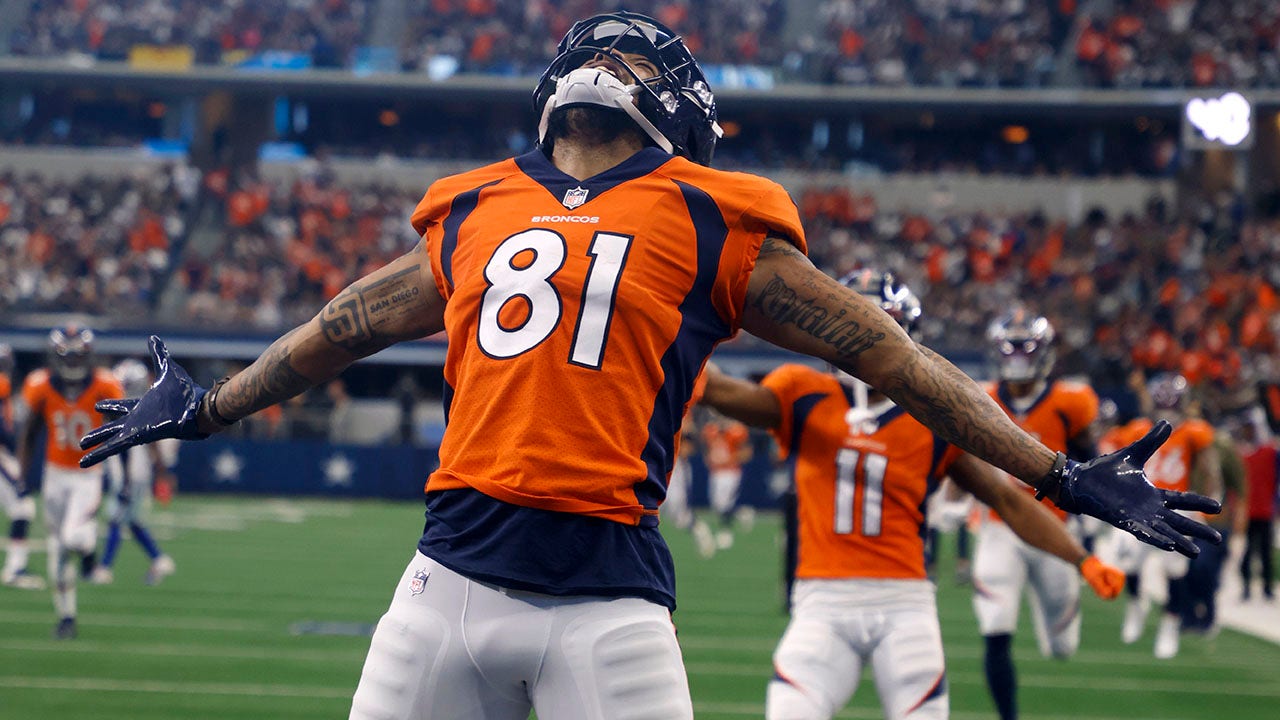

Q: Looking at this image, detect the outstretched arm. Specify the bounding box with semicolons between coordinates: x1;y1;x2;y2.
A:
740;236;1220;556
741;237;1054;489
79;243;446;466
951;452;1125;599
699;362;782;430
198;243;445;432
951;453;1085;566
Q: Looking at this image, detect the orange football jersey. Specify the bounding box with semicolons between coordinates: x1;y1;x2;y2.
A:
702;420;750;472
0;372;11;430
764;364;963;580
985;380;1099;521
1109;417;1214;493
22;368;124;470
413;147;805;526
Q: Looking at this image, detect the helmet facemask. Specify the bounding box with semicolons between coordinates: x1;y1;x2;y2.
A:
533;12;722;165
49;325;94;384
988;312;1056;384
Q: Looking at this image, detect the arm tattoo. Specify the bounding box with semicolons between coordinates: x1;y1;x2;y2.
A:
320;264;423;355
218;328;313;421
750;273;885;362
879;345;1048;484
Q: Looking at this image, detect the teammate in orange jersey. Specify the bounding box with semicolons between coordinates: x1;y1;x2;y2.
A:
1104;373;1219;659
1;343;45;590
969;308;1102;720
663;370;717;558
701;414;754;549
700;273;1124;720
19;325;124;639
79;11;1219;719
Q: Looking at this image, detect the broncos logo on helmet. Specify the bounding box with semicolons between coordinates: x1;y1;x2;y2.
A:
987;308;1056;384
533;11;722;166
840;268;922;334
48;323;95;384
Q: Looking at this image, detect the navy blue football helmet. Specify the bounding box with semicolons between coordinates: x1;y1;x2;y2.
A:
840;269;922;334
533;11;721;165
987;308;1056;383
48;323;95;383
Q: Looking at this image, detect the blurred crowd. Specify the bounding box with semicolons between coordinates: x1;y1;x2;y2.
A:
173;165;421;330
8;0;1280;88
790;185;1277;416
11;0;368;67
0;163;197;316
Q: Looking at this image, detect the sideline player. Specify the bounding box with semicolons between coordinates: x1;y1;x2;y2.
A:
971;309;1100;720
91;359;177;586
79;12;1219;719
1;343;45;589
1104;373;1218;658
662;371;717;558
19;325;123;638
700;272;1124;720
701;413;753;549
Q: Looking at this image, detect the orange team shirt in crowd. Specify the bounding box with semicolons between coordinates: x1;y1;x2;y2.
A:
22;368;124;470
985;380;1099;521
764;364;964;580
1108;417;1214;493
702;420;750;472
412;147;806;526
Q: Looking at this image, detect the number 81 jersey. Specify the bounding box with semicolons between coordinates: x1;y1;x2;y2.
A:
412;147;806;526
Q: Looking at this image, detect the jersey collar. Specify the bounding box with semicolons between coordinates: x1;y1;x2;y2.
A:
515;146;672;208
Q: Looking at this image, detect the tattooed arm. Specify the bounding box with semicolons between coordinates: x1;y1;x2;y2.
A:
740;236;1058;494
195;243;445;433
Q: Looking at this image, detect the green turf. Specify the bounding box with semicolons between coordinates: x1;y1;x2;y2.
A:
1;497;1276;719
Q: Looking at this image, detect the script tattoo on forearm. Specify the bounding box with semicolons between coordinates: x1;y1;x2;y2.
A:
751;273;885;361
219;328;312;421
320;264;424;355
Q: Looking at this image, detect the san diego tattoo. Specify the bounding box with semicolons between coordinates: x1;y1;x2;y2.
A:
320;265;424;354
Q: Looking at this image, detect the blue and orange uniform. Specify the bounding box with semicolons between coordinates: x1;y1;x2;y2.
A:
411;146;805;609
983;380;1099;522
763;364;964;580
22;368;124;472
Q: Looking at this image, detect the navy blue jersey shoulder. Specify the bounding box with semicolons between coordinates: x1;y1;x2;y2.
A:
418;488;677;610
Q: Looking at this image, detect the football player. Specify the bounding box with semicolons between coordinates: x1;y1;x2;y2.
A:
1103;373;1219;659
661;372;717;559
969;309;1100;720
699;272;1124;720
700;413;753;549
1;343;45;590
19;325;123;638
78;11;1219;719
91;358;177;586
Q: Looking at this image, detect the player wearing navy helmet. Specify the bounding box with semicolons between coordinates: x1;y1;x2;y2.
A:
79;11;1220;719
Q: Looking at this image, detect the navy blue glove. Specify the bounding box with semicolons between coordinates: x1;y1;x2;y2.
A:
79;337;209;468
1049;420;1221;558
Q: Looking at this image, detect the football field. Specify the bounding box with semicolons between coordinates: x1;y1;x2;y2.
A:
1;497;1277;719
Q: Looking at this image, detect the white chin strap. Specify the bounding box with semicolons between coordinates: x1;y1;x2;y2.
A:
537;67;674;154
835;370;883;435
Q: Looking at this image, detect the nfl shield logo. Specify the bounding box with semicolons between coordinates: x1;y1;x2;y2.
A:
562;186;589;209
409;568;430;596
